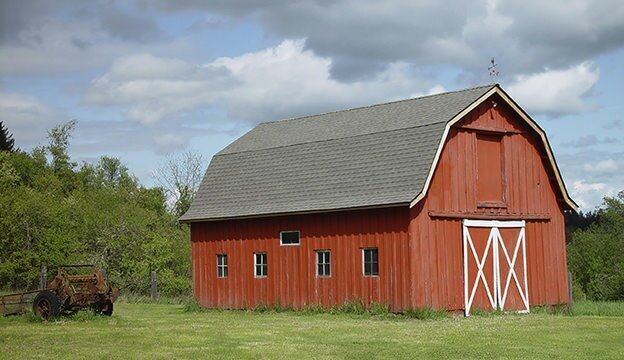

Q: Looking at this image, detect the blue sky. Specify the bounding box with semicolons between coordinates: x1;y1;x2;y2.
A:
0;0;622;210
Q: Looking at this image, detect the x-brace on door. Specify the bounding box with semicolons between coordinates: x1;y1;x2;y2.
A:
462;220;529;316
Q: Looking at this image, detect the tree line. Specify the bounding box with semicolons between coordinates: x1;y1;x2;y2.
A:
0;121;195;295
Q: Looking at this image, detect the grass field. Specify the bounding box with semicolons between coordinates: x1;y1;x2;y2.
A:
1;302;623;359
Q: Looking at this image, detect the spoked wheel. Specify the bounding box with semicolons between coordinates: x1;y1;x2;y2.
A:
32;290;61;320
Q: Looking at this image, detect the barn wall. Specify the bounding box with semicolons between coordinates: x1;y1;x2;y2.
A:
191;207;411;311
408;94;569;310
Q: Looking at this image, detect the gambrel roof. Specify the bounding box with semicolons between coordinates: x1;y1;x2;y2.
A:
180;84;577;222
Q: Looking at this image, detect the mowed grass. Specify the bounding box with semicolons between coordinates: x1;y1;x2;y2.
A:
1;302;623;360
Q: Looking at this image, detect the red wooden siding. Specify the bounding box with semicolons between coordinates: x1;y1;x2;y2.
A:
190;93;570;312
408;94;569;310
191;207;411;311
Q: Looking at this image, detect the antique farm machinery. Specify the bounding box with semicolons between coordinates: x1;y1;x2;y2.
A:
0;265;120;320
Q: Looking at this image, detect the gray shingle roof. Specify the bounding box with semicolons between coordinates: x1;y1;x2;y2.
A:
180;85;496;221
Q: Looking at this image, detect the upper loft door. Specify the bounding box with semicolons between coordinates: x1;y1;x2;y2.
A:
476;133;506;209
462;220;529;316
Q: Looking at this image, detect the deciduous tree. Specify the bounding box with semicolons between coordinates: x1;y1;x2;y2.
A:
153;150;205;217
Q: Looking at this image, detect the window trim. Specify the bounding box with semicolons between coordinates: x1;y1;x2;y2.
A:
315;249;331;278
362;248;379;277
279;230;301;246
254;252;268;278
216;253;228;278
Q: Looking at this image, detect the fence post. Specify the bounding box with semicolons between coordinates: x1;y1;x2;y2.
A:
101;268;108;283
40;265;47;290
567;271;574;312
150;270;158;300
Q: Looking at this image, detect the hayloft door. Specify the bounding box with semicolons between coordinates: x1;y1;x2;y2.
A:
462;220;529;316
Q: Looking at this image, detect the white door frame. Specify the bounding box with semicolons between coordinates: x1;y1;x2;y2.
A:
462;219;529;316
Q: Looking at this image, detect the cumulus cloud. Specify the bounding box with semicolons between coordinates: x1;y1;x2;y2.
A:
85;52;236;123
143;0;624;80
85;40;439;124
97;6;165;42
4;0;623;85
1;19;134;74
570;180;617;210
557;149;624;210
583;159;619;174
0;92;60;147
506;62;599;116
0;5;186;75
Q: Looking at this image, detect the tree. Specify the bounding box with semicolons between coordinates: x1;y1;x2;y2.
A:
567;190;624;300
153;150;205;217
80;156;137;190
0;121;16;152
1;122;194;295
565;210;601;244
47;120;78;175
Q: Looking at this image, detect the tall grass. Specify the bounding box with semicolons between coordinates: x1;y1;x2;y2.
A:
572;300;624;316
120;294;624;318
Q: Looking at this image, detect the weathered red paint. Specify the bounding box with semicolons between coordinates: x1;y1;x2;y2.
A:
408;94;569;310
191;206;411;311
190;93;570;312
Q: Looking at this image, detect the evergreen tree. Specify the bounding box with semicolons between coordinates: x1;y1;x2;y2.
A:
0;121;16;152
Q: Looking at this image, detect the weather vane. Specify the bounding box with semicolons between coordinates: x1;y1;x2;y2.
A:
488;58;499;81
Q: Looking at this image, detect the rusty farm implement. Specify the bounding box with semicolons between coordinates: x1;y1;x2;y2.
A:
0;265;120;320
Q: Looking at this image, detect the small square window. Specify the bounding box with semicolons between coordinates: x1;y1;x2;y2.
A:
363;248;379;277
280;231;300;246
316;250;331;277
254;252;268;278
217;254;228;278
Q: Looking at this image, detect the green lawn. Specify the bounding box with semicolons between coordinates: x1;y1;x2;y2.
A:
1;302;623;359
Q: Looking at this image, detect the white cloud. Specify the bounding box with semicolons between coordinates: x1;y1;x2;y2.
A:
557;149;624;210
0;17;188;75
85;40;438;124
85;52;236;124
0;92;60;147
583;159;619;174
506;61;599;116
146;0;624;80
570;180;616;210
409;85;447;99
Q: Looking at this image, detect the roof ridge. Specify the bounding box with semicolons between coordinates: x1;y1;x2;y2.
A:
259;83;497;126
216;120;448;156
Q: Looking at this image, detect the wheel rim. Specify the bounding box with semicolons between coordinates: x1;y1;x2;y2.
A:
36;299;51;319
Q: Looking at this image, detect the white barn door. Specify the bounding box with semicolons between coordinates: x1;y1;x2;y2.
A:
462;220;529;316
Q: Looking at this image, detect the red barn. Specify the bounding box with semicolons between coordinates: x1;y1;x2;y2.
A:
180;84;577;315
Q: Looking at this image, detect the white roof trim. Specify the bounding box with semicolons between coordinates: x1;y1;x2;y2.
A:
409;85;578;212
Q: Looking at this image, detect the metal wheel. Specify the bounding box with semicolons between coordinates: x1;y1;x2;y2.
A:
95;300;113;316
32;290;61;320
